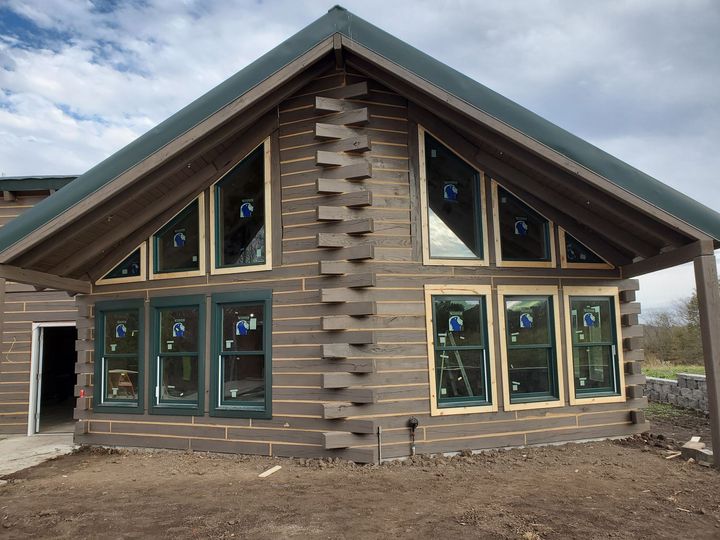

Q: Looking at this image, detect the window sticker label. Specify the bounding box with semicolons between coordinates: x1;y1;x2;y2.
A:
166;341;174;351
443;182;458;201
510;332;518;343
115;322;127;338
226;340;233;349
236;319;250;336
514;218;528;236
448;314;463;332
519;312;533;329
240;200;254;218
249;317;257;330
583;311;597;327
173;230;186;248
172;320;186;338
110;343;117;352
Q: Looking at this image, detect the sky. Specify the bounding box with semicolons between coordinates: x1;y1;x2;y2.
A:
0;0;718;315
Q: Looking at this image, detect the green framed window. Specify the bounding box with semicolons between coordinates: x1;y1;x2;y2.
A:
210;290;271;418
496;185;552;262
421;130;486;262
94;300;144;413
503;295;559;403
153;198;202;275
564;232;604;264
569;296;621;397
431;295;491;408
104;248;142;279
214;143;267;269
150;295;205;415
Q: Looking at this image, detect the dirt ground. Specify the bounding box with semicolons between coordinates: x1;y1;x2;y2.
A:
1;407;718;540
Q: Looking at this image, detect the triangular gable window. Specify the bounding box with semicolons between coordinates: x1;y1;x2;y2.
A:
151;195;205;278
97;244;146;284
560;229;612;268
493;182;555;267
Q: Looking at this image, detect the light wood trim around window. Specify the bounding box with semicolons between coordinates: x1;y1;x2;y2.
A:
418;126;489;267
95;242;147;285
558;228;614;270
491;180;557;269
424;284;498;416
562;285;626;405
210;138;272;275
496;285;565;412
149;192;206;280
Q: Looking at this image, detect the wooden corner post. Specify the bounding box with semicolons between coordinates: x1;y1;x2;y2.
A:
693;252;720;466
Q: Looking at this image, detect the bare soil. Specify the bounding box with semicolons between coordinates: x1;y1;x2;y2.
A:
0;409;718;539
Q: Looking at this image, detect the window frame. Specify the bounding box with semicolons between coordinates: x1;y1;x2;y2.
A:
496;285;565;411
149;193;206;280
424;284;498;416
210;290;272;418
210;138;272;275
418;126;489;267
149;294;206;416
93;299;145;414
558;228;613;270
563;286;626;405
491;180;557;268
96;243;147;285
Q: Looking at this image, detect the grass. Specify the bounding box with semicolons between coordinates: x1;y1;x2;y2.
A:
642;358;705;380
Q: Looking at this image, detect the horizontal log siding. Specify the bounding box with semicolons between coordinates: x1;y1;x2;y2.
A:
0;193;77;433
73;66;646;462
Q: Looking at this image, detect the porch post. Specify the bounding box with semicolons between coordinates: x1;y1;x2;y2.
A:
693;252;720;464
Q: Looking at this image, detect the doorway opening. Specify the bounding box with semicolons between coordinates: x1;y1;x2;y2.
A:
28;323;77;435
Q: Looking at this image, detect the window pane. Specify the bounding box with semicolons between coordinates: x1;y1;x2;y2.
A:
104;357;139;401
159;355;199;402
573;345;615;393
104;310;139;355
565;233;604;264
217;145;265;267
505;296;551;346
507;348;552;399
221;355;265;404
221;303;264;352
497;186;550;261
570;297;614;344
435;349;487;402
433;297;485;347
159;307;199;353
425;134;482;259
155;200;200;273
105;248;141;279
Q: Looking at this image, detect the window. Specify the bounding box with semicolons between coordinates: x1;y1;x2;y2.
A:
97;244;146;284
210;291;271;418
418;127;488;266
559;228;612;269
497;286;564;411
424;285;497;415
211;140;272;274
94;300;144;413
563;287;625;404
150;295;205;415
151;195;205;278
492;181;556;267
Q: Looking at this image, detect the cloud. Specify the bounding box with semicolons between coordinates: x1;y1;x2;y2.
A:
0;0;718;310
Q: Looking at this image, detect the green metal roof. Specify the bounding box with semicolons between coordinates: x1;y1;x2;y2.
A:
1;5;718;255
0;175;77;192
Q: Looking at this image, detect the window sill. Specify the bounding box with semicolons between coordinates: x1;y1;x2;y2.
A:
569;392;624;406
503;396;563;412
210;408;271;419
93;403;143;414
431;402;498;416
149;405;202;416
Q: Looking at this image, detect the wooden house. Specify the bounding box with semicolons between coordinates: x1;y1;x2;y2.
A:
1;7;719;463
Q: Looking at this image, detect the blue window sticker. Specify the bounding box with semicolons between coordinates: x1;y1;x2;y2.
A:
240;201;254;218
172;321;186;338
519;312;534;329
115;323;127;338
173;231;186;248
583;311;597;327
235;319;250;336
443;182;459;201
514;218;528;236
448;315;463;332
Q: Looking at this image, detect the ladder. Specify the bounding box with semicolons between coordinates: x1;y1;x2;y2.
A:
438;331;473;397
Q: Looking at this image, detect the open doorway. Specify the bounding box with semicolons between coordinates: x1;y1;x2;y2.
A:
28;323;77;435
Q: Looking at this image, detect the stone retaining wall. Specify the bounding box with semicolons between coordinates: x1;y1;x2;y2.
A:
644;373;708;413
